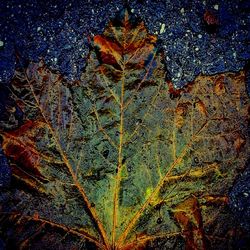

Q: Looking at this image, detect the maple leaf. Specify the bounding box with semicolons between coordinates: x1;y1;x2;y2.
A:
0;8;249;250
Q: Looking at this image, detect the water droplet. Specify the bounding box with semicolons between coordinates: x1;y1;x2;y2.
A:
102;150;109;158
154;203;161;210
157;217;163;224
170;93;178;100
194;157;199;163
136;119;142;125
122;157;126;164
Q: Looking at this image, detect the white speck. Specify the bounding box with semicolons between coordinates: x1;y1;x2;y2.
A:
198;34;202;39
166;56;170;61
177;72;181;77
233;52;236;58
37;27;41;32
91;9;94;14
195;47;199;51
54;58;58;62
0;40;4;47
243;192;249;197
155;31;158;35
131;9;134;13
11;14;14;17
160;23;166;34
214;4;219;10
180;8;185;14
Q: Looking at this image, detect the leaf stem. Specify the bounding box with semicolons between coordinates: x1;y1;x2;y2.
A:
112;66;125;249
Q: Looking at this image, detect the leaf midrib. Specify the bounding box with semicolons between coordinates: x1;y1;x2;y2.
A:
111;64;125;248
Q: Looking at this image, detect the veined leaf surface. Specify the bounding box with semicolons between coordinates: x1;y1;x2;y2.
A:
0;9;249;250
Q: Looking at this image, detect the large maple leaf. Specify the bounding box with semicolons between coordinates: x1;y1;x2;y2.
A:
0;9;249;250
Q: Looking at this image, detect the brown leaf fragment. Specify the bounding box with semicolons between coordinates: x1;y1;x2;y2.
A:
173;196;206;250
1;120;45;181
233;133;246;155
195;100;208;117
214;75;226;96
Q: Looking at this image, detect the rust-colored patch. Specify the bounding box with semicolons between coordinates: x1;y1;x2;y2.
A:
173;197;206;250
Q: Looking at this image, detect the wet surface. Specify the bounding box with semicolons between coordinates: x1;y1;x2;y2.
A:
0;0;249;86
0;0;249;248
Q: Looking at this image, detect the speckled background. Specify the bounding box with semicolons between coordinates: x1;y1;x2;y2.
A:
0;0;249;248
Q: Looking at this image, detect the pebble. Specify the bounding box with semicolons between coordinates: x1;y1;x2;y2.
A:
160;23;166;34
214;4;219;10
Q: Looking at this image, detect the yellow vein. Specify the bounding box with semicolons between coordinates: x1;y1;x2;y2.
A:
93;107;118;149
25;75;110;250
123;48;158;110
112;65;125;248
121;231;180;250
12;213;104;249
125;79;164;144
117;118;211;247
99;73;120;105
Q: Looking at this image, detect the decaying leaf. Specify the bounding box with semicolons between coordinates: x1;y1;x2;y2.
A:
0;9;249;250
